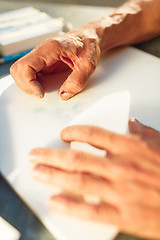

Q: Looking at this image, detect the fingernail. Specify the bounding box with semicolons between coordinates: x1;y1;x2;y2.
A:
34;80;46;98
130;117;136;122
130;117;139;123
28;148;39;161
34;92;44;98
39;93;43;98
60;90;73;100
28;154;36;163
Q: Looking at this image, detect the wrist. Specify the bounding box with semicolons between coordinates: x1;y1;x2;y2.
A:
85;0;160;52
86;8;143;51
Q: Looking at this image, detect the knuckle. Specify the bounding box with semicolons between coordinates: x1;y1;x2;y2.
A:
64;150;83;170
108;133;116;146
62;36;83;52
36;38;61;53
43;38;58;46
87;59;97;72
74;173;86;190
67;77;85;93
75;81;85;92
71;151;82;161
10;62;18;76
68;151;83;169
10;60;26;80
65;151;77;169
49;38;60;48
81;126;94;140
125;135;150;152
127;135;146;149
64;152;87;190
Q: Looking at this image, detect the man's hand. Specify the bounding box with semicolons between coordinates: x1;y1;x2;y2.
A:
29;118;160;239
10;29;100;100
10;1;160;100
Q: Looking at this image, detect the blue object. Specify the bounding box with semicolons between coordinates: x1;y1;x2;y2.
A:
0;49;32;64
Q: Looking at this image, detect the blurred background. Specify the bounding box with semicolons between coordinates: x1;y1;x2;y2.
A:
1;0;126;7
1;0;160;75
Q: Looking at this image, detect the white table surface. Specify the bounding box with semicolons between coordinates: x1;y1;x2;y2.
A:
0;46;160;240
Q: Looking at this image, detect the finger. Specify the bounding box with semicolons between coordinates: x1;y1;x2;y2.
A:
29;148;160;189
48;194;121;226
59;37;100;100
61;125;130;154
10;38;62;97
129;118;160;146
49;196;160;239
59;58;96;100
10;50;46;98
61;125;160;175
29;148;124;181
32;164;121;204
34;163;160;209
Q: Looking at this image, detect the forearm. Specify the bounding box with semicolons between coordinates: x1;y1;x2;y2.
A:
85;0;160;51
10;0;160;100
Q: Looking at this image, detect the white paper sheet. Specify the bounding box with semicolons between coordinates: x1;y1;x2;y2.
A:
70;90;130;156
3;90;127;240
1;46;160;240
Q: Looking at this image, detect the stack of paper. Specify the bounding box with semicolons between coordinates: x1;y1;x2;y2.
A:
0;7;63;56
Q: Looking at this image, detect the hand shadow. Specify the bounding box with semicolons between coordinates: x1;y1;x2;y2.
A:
37;69;72;93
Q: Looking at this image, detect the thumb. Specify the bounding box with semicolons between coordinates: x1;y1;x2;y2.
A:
129;118;146;136
128;118;160;145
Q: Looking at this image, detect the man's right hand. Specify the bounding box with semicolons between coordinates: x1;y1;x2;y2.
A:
10;28;101;100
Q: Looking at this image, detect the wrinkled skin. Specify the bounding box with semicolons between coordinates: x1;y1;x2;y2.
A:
10;29;100;100
10;1;160;101
29;118;160;239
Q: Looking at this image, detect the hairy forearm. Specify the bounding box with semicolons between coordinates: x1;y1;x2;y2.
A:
85;0;160;51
